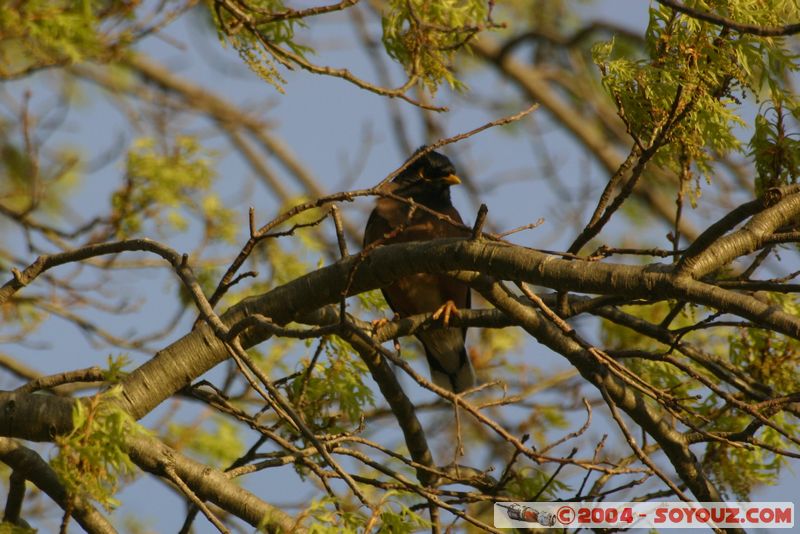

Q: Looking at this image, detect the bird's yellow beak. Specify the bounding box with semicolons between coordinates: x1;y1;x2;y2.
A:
441;174;461;185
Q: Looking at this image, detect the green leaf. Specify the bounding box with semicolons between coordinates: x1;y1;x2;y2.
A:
382;0;491;93
51;386;143;511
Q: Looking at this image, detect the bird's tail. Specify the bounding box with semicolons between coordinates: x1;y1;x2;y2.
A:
418;330;476;393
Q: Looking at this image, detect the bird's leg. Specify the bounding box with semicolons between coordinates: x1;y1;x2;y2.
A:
431;300;461;327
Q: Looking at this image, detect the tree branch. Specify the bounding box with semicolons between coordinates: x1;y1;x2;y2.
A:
125;433;299;532
655;0;800;36
471;276;727;503
0;438;116;533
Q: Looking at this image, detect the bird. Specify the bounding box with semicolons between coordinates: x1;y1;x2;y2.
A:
363;148;476;393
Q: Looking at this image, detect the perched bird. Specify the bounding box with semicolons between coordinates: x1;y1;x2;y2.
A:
363;148;476;393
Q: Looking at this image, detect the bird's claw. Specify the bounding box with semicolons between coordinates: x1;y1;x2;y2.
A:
370;317;401;350
370;317;390;332
371;314;399;333
432;300;460;327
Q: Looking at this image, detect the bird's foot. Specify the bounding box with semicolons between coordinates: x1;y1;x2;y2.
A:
370;316;401;350
370;317;390;331
431;300;460;327
370;314;399;333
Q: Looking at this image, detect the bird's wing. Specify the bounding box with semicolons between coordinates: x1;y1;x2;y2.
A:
364;202;405;314
363;204;391;248
364;198;476;392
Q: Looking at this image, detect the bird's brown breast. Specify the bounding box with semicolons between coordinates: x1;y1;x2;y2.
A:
364;197;470;319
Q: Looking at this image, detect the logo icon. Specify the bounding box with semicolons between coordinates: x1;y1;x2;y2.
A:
556;505;576;525
498;503;556;526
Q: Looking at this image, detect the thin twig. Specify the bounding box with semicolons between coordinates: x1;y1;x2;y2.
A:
599;385;693;502
163;464;230;534
471;204;488;239
331;205;349;257
15;367;106;394
496;218;544;238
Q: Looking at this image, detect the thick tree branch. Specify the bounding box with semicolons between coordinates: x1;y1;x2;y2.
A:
0;438;116;534
7;230;800;441
4;191;800;516
677;186;800;276
125;433;299;533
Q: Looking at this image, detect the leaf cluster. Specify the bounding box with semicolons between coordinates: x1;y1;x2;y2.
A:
0;1;137;78
51;385;141;511
167;416;245;466
210;0;309;91
749;101;800;194
705;417;786;499
382;0;490;92
290;336;374;433
114;136;235;241
730;294;800;393
303;492;430;533
594;1;800;192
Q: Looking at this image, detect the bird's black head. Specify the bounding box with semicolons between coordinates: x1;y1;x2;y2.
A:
392;147;461;207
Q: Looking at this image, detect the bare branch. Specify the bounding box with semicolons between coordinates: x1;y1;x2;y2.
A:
15;367;106;394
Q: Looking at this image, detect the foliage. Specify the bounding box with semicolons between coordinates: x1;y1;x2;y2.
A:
104;354;131;383
382;0;491;92
303;496;368;533
0;129;80;220
593;0;799;195
50;385;141;511
290;336;374;432
167;416;245;466
471;324;523;379
504;466;569;500
303;493;430;533
210;0;305;91
356;289;389;313
0;523;36;534
749;101;800;194
730;294;800;394
705;415;786;499
115;136;235;241
0;0;135;78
